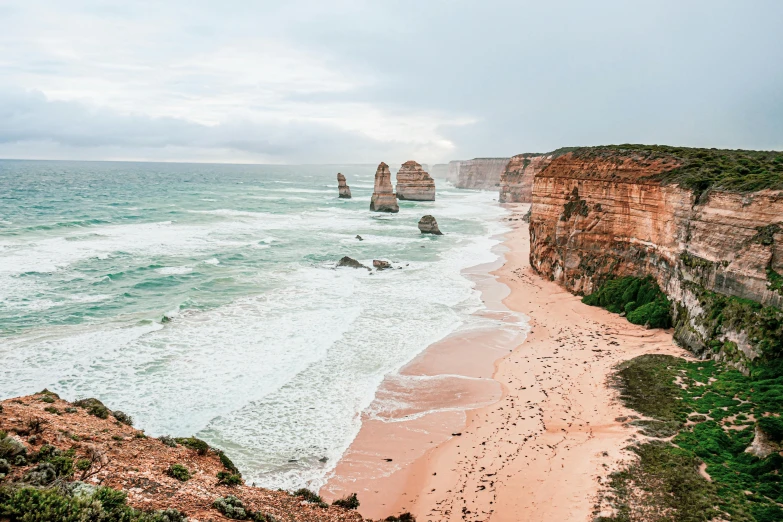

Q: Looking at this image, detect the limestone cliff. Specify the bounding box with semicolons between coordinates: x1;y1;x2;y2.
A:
498;153;553;203
430;164;449;180
395;160;436;201
447;158;511;190
528;145;783;369
337;173;351;199
370;162;399;213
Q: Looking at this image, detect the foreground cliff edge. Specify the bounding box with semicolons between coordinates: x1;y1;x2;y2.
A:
0;393;412;522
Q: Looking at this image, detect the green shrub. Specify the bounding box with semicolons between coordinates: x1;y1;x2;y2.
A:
217;471;242;486
293;488;327;507
159;436;177;448
0;433;26;461
75;459;91;471
384;513;416;522
174;437;209;455
583;276;672;328
113;411;133;426
213;495;249;520
218;450;240;475
74;398;110;419
166;464;191;482
332;492;360;509
758;416;783;444
0;484;187;521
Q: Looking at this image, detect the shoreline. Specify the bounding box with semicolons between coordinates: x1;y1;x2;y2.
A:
320;205;528;514
323;204;689;521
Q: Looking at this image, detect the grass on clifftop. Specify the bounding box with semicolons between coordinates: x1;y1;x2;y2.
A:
582;276;672;329
596;355;783;522
562;145;783;195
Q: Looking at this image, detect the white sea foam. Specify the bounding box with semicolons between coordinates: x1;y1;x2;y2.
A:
0;175;519;494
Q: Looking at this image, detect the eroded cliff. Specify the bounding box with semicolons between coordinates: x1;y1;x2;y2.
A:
448;158;510;190
498;153;553;203
528;145;783;370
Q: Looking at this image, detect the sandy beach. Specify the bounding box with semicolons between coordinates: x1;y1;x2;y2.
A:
323;204;689;521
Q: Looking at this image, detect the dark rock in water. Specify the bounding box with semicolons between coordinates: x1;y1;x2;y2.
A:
161;315;172;323
370;162;399;213
337;256;369;270
356;235;363;241
337;173;352;199
319;457;328;463
373;260;391;270
418;215;443;235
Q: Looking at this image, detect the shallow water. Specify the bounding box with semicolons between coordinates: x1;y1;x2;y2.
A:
0;159;511;490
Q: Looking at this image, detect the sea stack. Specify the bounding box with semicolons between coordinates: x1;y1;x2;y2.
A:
337;173;351;199
418;215;443;235
370;162;399;213
396;160;436;201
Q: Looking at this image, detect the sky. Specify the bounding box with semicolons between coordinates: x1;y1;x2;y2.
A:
0;0;781;164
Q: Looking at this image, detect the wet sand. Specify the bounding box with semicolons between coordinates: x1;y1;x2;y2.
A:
323;204;687;521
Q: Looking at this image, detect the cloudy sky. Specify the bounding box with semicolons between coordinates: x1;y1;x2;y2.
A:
0;1;781;164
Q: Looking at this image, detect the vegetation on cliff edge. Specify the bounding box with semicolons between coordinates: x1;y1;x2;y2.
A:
596;355;783;522
560;145;783;195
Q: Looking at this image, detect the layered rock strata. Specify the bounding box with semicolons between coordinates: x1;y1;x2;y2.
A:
528;146;783;369
370;162;399;212
395;160;436;201
337;173;351;198
498;153;553;203
450;158;511;190
418;215;443;235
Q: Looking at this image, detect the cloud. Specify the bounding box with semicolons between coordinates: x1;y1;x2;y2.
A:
0;0;781;163
0;88;453;163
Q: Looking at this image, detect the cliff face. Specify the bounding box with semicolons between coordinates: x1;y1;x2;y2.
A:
395;160;436;201
370;162;399;213
430;164;449;180
528;147;783;369
498;153;553;203
445;158;510;190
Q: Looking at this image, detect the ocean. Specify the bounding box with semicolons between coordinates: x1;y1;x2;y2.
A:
0;159;509;490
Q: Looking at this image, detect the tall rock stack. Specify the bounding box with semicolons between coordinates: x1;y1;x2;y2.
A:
395;160;436;201
370;162;399;213
337;173;351;198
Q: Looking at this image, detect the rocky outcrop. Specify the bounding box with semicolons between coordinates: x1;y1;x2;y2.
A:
373;260;391;270
337;256;369;270
370;162;399;213
337;173;351;198
395;160;436;201
0;392;364;522
498;153;553;203
745;424;781;458
528;146;783;369
449;158;511;190
418;215;443;235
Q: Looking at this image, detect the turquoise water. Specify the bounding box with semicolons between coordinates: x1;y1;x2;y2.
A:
0;159;508;489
